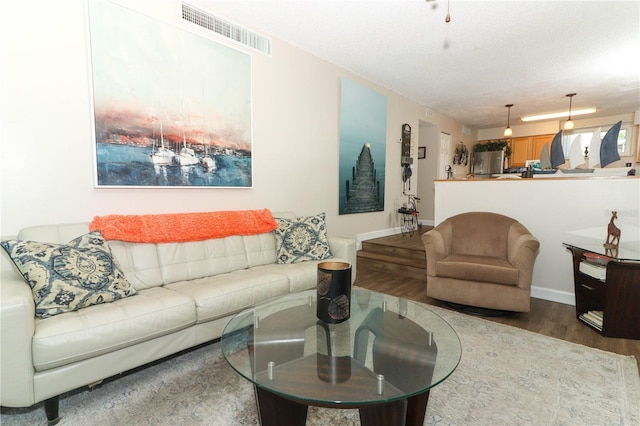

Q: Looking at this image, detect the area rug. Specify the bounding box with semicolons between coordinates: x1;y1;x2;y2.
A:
2;305;638;426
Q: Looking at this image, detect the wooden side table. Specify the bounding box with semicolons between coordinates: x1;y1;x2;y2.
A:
564;242;640;340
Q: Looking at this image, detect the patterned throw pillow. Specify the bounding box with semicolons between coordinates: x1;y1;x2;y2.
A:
274;213;333;264
1;231;136;318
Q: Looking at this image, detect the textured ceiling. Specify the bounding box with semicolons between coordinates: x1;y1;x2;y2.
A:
199;0;640;130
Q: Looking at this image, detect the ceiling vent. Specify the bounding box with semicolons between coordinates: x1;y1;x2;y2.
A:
181;2;271;55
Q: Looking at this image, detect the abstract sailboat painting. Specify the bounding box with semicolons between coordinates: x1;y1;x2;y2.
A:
89;2;252;188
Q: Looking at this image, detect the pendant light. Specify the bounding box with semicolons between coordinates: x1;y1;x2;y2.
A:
504;104;513;137
445;0;451;23
564;93;576;130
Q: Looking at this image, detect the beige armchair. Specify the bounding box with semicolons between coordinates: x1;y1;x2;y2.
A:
422;212;540;313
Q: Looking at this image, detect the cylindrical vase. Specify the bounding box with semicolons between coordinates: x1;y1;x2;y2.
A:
316;261;352;323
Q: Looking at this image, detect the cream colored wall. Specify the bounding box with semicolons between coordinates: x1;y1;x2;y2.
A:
1;0;473;240
478;120;561;140
434;178;640;304
417;122;439;223
412;113;477;224
428;110;478;178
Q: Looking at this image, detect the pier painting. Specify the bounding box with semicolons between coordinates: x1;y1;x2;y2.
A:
88;2;252;187
339;79;387;214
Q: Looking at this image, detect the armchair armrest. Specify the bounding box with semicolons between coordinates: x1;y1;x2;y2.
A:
421;224;450;277
507;223;540;290
1;269;36;406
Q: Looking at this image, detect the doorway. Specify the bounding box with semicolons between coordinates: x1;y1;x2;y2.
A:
416;121;440;226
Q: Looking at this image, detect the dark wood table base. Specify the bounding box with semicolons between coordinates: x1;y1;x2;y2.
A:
255;386;430;426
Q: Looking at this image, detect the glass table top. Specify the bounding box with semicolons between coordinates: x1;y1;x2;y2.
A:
221;288;461;406
563;239;640;262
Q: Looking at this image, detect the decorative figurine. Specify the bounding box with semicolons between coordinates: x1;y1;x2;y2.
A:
453;142;468;166
604;211;621;250
445;165;453;179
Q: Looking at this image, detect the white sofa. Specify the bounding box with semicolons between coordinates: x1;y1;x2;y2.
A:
0;212;356;424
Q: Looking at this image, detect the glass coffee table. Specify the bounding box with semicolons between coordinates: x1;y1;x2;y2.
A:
221;288;461;426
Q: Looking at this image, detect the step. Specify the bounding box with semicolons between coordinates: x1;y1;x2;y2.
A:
360;240;426;263
357;251;426;281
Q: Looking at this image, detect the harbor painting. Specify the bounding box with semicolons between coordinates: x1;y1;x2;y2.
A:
89;2;252;187
339;79;387;214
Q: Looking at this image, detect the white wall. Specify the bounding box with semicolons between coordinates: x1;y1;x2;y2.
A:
0;0;472;240
434;178;640;304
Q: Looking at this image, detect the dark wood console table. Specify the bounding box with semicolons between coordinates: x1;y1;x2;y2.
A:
563;241;640;340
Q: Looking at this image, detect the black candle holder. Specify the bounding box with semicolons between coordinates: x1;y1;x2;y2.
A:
316;261;352;324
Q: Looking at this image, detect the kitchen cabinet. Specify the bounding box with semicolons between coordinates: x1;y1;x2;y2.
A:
532;134;554;160
505;134;555;167
510;137;530;167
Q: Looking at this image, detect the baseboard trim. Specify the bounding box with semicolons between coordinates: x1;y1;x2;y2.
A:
531;286;575;306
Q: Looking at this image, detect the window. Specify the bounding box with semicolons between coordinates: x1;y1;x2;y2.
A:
562;123;631;158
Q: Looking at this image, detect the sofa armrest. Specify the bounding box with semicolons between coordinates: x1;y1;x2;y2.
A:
328;236;357;283
1;270;36;406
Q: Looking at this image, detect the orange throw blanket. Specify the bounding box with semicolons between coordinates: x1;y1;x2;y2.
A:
89;209;277;243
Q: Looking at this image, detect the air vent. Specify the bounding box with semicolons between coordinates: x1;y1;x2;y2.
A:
182;2;271;55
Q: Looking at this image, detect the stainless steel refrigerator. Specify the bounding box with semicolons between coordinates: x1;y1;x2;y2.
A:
472;151;504;176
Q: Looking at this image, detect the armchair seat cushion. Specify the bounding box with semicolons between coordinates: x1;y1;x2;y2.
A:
435;254;519;286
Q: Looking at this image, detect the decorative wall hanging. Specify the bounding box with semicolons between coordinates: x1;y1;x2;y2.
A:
453;142;468;165
418;147;426;159
338;79;387;215
89;2;252;188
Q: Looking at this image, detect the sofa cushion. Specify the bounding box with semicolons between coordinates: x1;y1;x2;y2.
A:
1;231;136;318
274;213;333;264
243;232;278;268
107;241;164;290
254;260;340;293
16;222;91;245
435;254;519;286
31;286;195;371
156;236;249;284
165;270;290;323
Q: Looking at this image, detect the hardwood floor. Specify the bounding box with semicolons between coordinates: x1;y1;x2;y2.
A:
354;232;640;368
